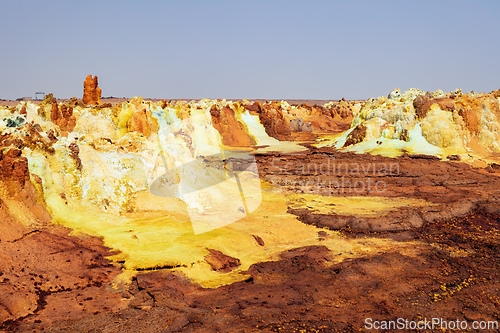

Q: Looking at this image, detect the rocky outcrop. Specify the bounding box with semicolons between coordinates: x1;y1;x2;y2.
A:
210;104;256;146
49;103;77;134
83;75;102;106
68;142;82;171
413;94;455;119
343;124;367;147
0;148;30;189
289;117;312;132
40;93;56;106
388;87;401;99
341;88;500;157
127;108;159;138
58;104;77;132
0;147;51;227
256;101;291;140
69;97;84;108
204;249;241;272
324;99;354;119
35;95;76;134
113;97;159;139
285;99;357;135
0;122;56;155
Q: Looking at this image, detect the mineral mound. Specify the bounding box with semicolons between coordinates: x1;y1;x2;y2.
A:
327;88;500;165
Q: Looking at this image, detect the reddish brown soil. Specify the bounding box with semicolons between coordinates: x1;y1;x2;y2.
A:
0;226;124;331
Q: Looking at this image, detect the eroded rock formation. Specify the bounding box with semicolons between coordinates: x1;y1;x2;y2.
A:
210;103;256;146
289;117;312;132
0;148;30;191
343;123;367;147
256;101;292;140
83;75;102;105
49;103;77;134
329;88;500;161
127;108;159;138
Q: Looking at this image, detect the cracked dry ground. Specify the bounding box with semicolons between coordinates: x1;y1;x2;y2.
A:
2;148;500;332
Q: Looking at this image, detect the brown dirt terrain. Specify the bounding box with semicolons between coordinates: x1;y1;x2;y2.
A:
12;211;500;332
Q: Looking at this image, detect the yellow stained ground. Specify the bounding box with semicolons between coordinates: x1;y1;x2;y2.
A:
287;194;433;217
45;179;431;289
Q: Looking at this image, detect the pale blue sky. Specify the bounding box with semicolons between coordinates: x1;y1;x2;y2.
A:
1;0;499;100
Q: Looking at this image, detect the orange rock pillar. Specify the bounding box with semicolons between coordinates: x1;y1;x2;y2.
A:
82;75;102;105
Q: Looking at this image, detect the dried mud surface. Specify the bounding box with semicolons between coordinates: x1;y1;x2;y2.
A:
2;148;500;332
258;148;500;232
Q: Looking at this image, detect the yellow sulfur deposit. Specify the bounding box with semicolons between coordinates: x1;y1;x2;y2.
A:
420;104;467;153
288;194;433;217
13;98;338;287
317;88;500;164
